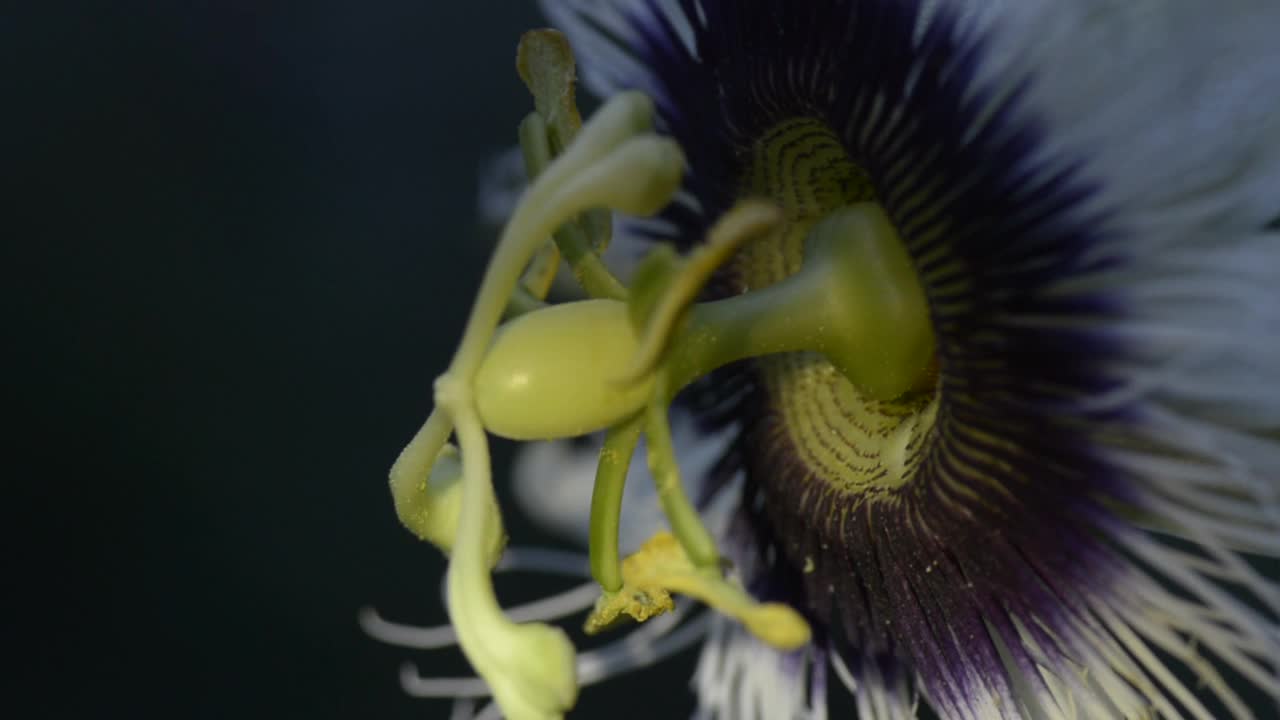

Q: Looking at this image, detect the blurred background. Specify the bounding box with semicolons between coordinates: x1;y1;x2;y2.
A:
11;2;695;717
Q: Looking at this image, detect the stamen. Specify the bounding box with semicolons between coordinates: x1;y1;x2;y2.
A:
585;532;811;651
387;88;686;720
576;606;708;684
589;416;644;593
644;373;719;569
385;41;934;718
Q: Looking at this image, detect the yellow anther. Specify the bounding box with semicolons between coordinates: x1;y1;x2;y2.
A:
584;533;679;633
584;532;812;651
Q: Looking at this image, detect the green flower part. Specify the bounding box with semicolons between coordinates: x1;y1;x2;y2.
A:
366;2;1280;718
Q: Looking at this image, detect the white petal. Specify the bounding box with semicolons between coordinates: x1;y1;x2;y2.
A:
551;0;1280;239
975;3;1280;539
830;652;919;720
1064;230;1280;432
980;0;1280;235
692;615;827;720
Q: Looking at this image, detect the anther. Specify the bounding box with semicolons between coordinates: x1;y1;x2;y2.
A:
585;532;811;651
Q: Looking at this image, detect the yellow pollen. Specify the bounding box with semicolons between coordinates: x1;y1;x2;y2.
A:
585;532;812;651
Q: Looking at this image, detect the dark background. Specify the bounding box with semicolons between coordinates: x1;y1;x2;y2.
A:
12;3;694;718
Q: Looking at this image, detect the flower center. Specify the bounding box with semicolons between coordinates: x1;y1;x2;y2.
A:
384;64;941;717
736;118;940;498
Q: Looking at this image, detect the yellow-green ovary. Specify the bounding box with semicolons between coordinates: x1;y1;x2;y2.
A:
738;119;938;497
475;299;652;440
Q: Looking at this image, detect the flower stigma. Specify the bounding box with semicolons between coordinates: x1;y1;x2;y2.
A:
378;29;937;720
